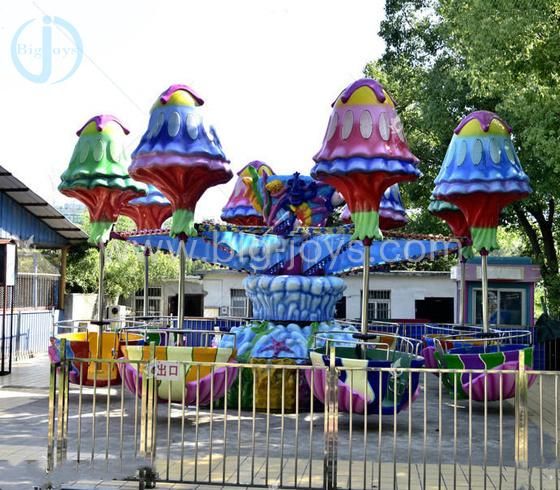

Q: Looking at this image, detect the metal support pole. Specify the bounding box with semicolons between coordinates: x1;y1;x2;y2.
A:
481;250;489;332
47;350;57;472
515;349;529;468
324;345;338;489
58;247;68;310
97;243;106;358
1;284;6;374
361;239;372;336
141;341;157;457
459;256;466;325
56;338;69;464
177;240;186;346
143;248;150;318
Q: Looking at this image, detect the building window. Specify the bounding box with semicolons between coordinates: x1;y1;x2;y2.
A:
134;287;162;316
230;289;251;317
473;288;525;326
361;290;391;320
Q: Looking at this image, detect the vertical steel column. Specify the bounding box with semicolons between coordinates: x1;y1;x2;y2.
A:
97;242;106;357
8;287;14;372
58;247;68;310
47;350;57;472
459;256;466;325
56;338;69;464
324;345;338;489
143;248;150;318
481;250;489;332
515;349;529;468
361;239;372;336
177;239;186;346
1;285;6;374
140;342;157;457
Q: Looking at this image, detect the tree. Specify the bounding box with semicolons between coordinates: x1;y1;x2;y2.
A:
368;0;560;315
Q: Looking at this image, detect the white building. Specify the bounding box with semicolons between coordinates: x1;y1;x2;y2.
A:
126;269;458;323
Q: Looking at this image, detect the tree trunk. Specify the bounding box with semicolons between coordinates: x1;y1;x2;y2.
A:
513;204;544;267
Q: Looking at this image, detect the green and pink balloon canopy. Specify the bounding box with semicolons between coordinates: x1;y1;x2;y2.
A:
59;115;145;245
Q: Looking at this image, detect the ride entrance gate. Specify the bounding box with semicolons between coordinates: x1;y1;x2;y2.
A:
47;346;560;490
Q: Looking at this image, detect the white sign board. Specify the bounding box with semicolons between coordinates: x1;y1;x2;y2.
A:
476;266;524;281
145;361;182;380
0;243;17;286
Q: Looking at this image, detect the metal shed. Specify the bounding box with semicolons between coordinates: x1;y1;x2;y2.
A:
0;164;88;374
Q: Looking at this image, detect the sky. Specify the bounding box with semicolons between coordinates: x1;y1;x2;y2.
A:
0;0;385;221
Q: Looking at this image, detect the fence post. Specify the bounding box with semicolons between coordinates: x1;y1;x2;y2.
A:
56;338;69;464
140;342;157;457
47;352;57;472
324;345;338;490
14;312;21;360
515;349;529;468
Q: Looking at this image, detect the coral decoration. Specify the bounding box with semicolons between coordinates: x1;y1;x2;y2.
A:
312;78;420;240
433;111;531;253
130;84;232;237
59;115;145;245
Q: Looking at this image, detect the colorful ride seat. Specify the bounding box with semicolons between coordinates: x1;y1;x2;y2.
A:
435;344;536;401
119;345;238;405
60;331;143;386
306;346;424;415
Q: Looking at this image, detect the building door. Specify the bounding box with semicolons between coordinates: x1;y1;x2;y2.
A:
335;297;347;319
185;294;203;317
415;297;454;323
168;294;204;317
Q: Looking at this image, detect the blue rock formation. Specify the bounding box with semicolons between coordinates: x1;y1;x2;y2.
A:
243;275;346;322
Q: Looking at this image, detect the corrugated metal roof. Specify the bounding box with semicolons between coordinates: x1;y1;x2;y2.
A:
0;165;88;247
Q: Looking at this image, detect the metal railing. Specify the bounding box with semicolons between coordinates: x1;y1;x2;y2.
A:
1;309;56;361
47;343;559;489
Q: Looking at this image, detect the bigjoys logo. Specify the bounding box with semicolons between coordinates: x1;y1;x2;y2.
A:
11;16;83;83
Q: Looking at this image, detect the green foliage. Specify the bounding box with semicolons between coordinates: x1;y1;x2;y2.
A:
66;243;99;294
370;0;560;315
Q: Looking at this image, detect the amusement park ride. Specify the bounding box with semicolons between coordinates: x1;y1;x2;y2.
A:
55;78;534;412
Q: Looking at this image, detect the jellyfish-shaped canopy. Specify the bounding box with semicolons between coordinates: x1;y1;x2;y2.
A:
342;184;408;231
221;161;274;226
311;78;421;241
59;115;145;245
428;197;473;258
130;84;232;238
432;111;531;253
121;184;172;230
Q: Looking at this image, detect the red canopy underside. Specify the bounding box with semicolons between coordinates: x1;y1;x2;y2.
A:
433;210;471;239
131;164;232;211
121;204;173;230
442;192;528;228
319;171;416;213
226;215;265;226
61;186;143;223
380;217;406;231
